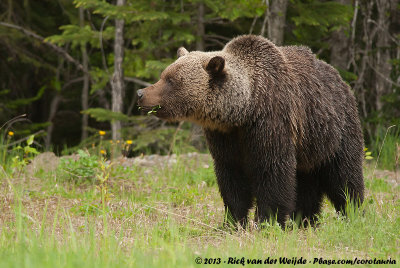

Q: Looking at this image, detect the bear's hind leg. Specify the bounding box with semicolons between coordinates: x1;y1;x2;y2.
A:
319;143;364;215
293;170;324;226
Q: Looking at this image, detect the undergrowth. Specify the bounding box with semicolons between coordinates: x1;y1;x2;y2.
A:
0;125;399;267
0;152;398;267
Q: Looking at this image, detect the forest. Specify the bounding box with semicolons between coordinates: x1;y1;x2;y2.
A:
0;1;399;267
0;0;399;157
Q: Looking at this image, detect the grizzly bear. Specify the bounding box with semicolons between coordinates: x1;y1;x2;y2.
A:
137;35;364;228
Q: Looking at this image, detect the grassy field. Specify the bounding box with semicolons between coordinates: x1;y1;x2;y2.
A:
0;152;399;267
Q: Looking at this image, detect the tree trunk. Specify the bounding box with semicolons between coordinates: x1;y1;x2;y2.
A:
110;0;126;141
192;1;206;141
196;2;205;51
268;0;288;45
45;94;61;150
330;0;352;70
352;0;376;140
79;7;89;141
7;0;12;22
260;0;270;37
45;57;63;150
373;0;393;112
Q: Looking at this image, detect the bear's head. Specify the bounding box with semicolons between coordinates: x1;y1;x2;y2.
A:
137;47;252;131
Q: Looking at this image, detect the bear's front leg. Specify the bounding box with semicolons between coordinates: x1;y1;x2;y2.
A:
245;125;297;228
214;160;253;228
253;163;296;228
204;129;253;229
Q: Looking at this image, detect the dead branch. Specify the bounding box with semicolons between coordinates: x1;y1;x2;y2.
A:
124;77;152;87
0;22;84;72
3;130;45;148
249;16;259;34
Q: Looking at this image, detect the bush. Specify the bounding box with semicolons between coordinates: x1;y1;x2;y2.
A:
57;150;101;183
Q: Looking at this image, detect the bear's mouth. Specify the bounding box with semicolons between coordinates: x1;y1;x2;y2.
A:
138;105;163;116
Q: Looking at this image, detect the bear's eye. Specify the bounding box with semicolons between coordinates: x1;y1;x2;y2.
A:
166;77;177;87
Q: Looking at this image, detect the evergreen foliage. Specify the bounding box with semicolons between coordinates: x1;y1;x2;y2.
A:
0;0;398;157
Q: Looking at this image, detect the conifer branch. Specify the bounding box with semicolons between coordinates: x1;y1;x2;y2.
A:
0;22;85;72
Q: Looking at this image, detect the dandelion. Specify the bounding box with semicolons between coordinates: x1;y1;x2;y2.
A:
126;140;133;145
116;140;120;144
3;131;15;164
99;130;106;136
100;149;106;155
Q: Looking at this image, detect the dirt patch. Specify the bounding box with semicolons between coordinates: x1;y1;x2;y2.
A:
373;169;399;187
26;152;59;175
27;152;211;173
112;152;212;169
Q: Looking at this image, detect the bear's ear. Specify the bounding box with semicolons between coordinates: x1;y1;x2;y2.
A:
205;56;225;75
177;47;189;58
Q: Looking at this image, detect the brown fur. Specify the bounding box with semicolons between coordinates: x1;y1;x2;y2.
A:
138;35;365;228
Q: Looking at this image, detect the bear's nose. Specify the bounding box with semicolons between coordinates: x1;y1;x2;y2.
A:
137;89;144;100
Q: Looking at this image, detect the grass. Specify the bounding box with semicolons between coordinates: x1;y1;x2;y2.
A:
0;152;399;267
370;125;400;171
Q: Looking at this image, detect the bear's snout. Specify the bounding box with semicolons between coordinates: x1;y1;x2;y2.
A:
136;82;163;110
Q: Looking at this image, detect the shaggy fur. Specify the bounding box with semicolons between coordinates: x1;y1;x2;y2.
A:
137;35;365;228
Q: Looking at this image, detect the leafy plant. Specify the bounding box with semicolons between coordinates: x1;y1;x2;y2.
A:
82;108;132;122
10;134;40;170
138;105;162;115
364;148;373;160
132;127;197;155
287;0;353;49
57;149;101;183
96;160;113;205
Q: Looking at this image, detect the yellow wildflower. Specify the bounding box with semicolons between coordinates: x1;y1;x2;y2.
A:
126;140;133;145
8;131;14;137
99;130;106;136
100;149;106;155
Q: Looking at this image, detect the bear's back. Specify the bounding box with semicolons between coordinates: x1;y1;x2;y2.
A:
279;45;352;170
280;45;349;97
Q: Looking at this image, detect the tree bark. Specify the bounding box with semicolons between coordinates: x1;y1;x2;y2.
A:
196;2;205;51
330;0;352;70
7;0;12;22
110;0;126;141
45;77;84;150
45;57;64;150
79;7;89;141
373;0;393;112
268;0;288;45
45;94;61;150
347;0;359;69
354;1;376;117
260;0;269;37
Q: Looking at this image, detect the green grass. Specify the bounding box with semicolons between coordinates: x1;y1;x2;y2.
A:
370;125;400;171
0;154;399;267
